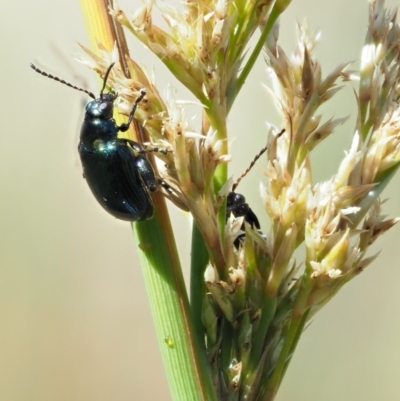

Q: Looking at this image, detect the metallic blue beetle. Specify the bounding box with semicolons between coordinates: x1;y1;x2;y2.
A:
31;62;160;221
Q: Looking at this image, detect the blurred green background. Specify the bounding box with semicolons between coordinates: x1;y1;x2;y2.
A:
1;0;400;400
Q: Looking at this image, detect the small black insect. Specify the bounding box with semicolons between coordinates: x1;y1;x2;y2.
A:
226;148;266;247
227;130;284;247
30;62;167;221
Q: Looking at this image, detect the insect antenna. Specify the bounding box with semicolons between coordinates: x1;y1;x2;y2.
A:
231;129;285;192
30;63;96;99
100;62;116;99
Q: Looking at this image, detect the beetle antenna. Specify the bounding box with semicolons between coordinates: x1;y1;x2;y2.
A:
232;146;267;192
232;128;285;192
100;62;116;99
30;63;96;99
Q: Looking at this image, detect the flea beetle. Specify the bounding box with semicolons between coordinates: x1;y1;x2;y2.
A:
30;62;167;221
227;129;284;246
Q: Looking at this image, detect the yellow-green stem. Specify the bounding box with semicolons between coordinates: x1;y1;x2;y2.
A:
77;1;216;399
262;311;308;401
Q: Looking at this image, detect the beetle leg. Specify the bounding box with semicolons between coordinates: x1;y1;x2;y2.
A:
117;89;146;132
157;178;175;193
135;155;158;192
119;138;171;155
119;138;144;152
142;146;172;155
